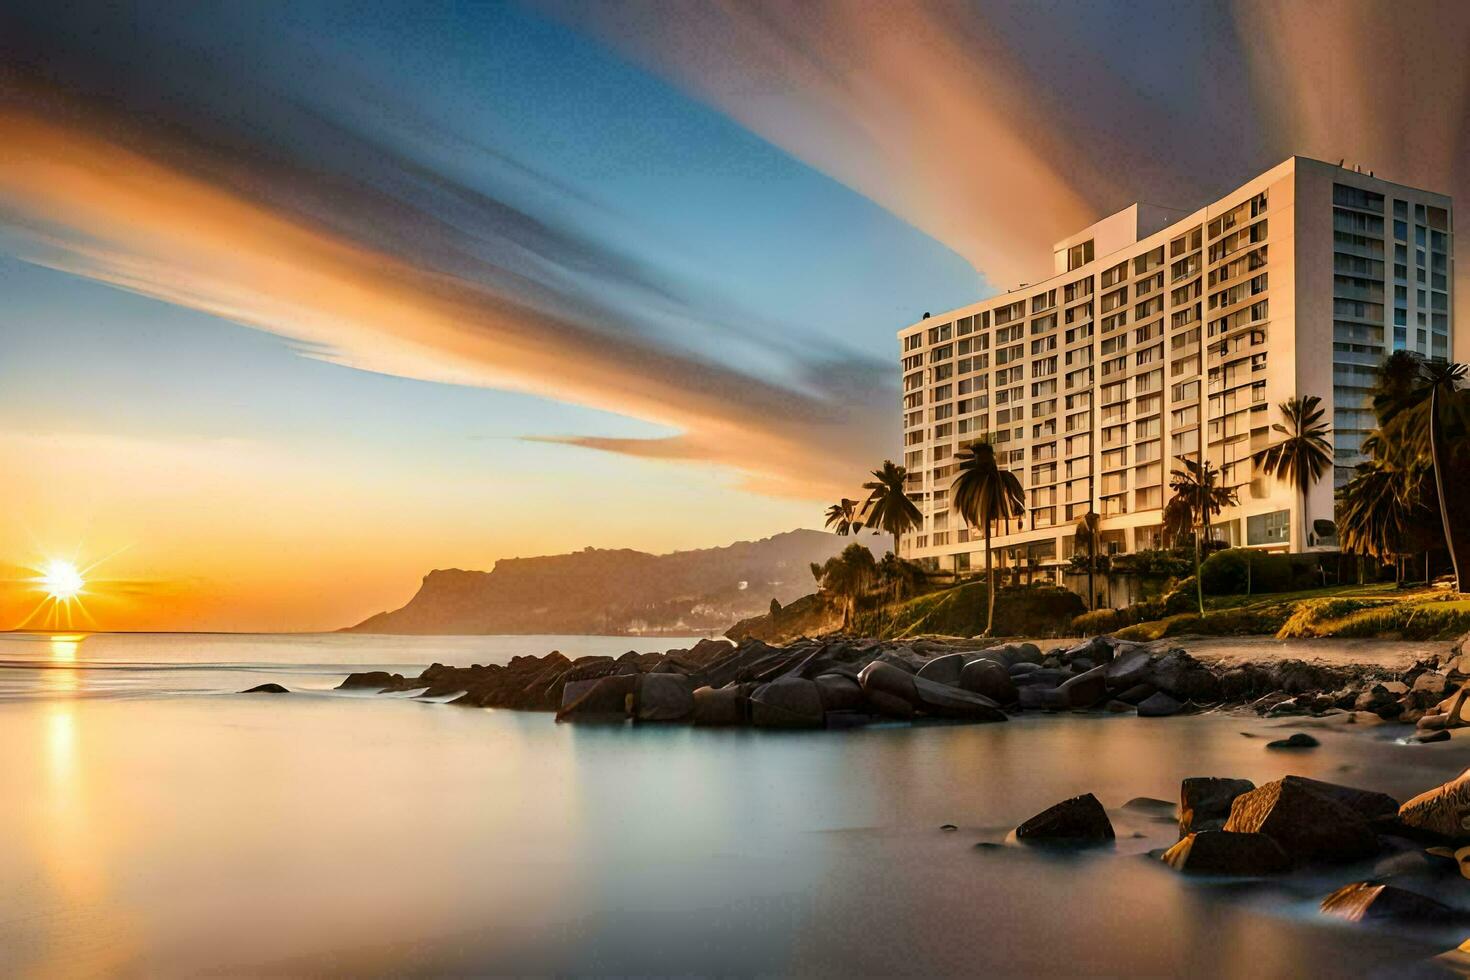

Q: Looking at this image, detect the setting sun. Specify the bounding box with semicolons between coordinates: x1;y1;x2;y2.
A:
40;560;84;600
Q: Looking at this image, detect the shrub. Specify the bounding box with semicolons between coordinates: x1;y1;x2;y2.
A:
856;582;1085;638
1163;578;1199;615
1071;608;1124;636
1199;549;1320;596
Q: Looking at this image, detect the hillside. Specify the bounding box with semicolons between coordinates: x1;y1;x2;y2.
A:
344;530;877;635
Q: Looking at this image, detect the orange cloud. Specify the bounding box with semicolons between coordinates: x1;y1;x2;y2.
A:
0;110;883;501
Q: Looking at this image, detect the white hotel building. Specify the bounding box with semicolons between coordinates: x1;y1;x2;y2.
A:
898;157;1453;576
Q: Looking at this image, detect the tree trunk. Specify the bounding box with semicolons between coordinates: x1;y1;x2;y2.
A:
893;532;899;560
984;521;995;636
1430;384;1465;592
1193;528;1204;615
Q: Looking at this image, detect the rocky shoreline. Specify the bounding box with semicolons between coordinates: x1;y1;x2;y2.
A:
332;632;1470;733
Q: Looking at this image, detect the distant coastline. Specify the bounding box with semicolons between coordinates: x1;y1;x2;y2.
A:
342;529;874;636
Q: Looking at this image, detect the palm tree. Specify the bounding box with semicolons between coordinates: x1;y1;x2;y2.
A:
824;498;864;536
813;543;878;630
1251;395;1333;548
862;461;923;557
950;437;1025;635
1161;494;1193;550
1168;457;1238;614
1073;511;1102;610
1425;361;1469;591
1368;354;1470;590
1337;456;1417;580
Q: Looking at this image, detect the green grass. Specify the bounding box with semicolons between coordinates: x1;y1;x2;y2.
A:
1110;582;1466;642
851;581;1084;639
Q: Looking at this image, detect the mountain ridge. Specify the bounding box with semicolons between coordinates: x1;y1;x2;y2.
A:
343;529;877;635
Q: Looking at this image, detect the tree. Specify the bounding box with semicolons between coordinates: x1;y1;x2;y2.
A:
812;543;878;630
1337;456;1418;580
1252;395;1333;548
1426;361;1470;591
1367;354;1470;591
1168;457;1238;614
823;498;864;536
862;461;923;557
950;437;1025;635
1073;511;1102;610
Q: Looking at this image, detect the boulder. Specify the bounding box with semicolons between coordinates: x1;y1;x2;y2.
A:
634;672;694;722
1415;672;1452;697
814;673;866;712
241;682;289;694
555;673;637;722
1149;648;1220;702
1065;635;1115;665
1162;831;1289;875
1018;685;1066;710
1224;777;1379;864
1320;882;1464;925
960;658;1018;704
1266;732;1320;749
691;684;746;726
1180;777;1255;835
1008;661;1041;676
910;674;1007;721
866;690;916;719
337;670;402;691
1399;768;1470;841
1056;664;1109;709
859;660;919;707
1280;776;1397;822
1012;667;1069;688
749;676;825;728
1137;692;1184;717
1105;649;1153;690
1115;682;1158;705
916;653;967;687
1014;792;1114;845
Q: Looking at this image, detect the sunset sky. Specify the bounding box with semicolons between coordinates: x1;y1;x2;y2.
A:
3;1;1469;631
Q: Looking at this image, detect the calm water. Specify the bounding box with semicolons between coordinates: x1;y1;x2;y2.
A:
2;632;1469;977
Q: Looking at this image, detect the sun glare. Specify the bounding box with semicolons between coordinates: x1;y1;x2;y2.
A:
41;560;85;600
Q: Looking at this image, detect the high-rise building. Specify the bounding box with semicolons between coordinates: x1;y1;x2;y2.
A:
897;156;1453;577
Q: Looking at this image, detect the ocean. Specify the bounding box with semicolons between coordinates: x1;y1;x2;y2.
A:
1;630;1466;976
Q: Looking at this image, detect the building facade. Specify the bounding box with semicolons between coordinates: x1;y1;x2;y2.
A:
897;157;1453;579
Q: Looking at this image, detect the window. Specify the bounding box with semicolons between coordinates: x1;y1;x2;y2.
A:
1067;240;1095;271
1247;509;1290;545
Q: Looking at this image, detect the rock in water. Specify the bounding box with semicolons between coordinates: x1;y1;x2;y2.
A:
1278;776;1397;822
241;683;289;694
1104;650;1152;691
1162;831;1289;875
555;673;637;722
692;685;746;726
1399;768;1470;841
916;653;967;687
1056;664;1109;709
1014;793;1115;845
1180;777;1255;835
910;674;1007;721
959;659;1018;704
1223;778;1379;864
814;673;865;713
1137;692;1183;717
1320;882;1464;925
634;672;694;722
749;677;825;728
1266;732;1319;749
